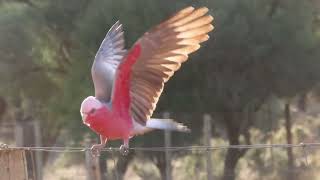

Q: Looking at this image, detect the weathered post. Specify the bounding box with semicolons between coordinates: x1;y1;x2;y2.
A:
85;137;102;180
203;114;213;180
34;120;43;180
0;149;28;180
163;112;172;180
16;119;43;180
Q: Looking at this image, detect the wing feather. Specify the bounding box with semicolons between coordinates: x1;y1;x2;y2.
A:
129;6;214;124
91;21;127;102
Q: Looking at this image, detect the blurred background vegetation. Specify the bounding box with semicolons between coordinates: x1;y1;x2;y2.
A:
1;0;320;179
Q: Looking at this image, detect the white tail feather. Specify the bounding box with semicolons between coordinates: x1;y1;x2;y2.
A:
146;118;190;132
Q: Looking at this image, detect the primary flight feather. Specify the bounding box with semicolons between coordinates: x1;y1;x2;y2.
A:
80;6;214;155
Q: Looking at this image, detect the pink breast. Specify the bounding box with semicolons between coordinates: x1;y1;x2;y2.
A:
85;106;132;140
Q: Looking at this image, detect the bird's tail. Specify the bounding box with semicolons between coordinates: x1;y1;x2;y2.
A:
146;118;190;132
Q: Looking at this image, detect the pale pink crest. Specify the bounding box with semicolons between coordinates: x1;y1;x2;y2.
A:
80;96;103;116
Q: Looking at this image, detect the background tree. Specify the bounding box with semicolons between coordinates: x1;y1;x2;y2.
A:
187;0;320;179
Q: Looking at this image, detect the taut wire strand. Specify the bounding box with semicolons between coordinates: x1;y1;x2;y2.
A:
1;142;320;153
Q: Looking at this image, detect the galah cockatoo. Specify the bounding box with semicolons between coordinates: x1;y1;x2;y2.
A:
80;6;214;155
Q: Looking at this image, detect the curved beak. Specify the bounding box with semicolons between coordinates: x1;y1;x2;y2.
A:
82;114;87;122
81;108;96;126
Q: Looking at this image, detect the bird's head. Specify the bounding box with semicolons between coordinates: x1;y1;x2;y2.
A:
80;96;103;123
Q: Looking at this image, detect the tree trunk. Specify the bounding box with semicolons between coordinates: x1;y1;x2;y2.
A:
223;138;241;180
222;111;252;180
222;112;246;180
284;103;295;180
155;153;167;180
297;93;307;112
116;151;134;180
223;131;249;180
0;97;6;121
99;157;107;180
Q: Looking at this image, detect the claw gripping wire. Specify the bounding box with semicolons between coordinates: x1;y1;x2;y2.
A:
0;143;8;149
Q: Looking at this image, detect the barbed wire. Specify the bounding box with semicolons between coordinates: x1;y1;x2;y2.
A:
0;142;319;153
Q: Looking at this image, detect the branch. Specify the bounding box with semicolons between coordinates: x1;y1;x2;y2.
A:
14;0;39;9
268;0;281;18
21;66;67;75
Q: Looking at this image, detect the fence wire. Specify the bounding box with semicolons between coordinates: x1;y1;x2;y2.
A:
1;142;319;152
2;142;320;180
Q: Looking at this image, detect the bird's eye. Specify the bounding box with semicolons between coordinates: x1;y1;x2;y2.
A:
89;108;96;114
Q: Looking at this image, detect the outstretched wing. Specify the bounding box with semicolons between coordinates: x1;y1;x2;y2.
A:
130;7;213;124
92;21;127;102
111;6;213;125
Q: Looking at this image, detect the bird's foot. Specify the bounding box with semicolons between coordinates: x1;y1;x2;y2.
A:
90;144;105;157
119;145;129;156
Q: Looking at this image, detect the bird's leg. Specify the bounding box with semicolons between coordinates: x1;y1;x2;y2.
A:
90;135;107;157
120;138;130;156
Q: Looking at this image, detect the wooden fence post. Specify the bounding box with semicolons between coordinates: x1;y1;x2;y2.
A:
15;120;36;180
0;150;28;180
267;102;274;169
15;120;42;180
203;114;213;180
34;120;43;180
15;121;23;147
163;112;172;180
85;137;102;180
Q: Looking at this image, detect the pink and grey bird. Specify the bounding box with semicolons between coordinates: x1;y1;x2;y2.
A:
80;6;214;155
